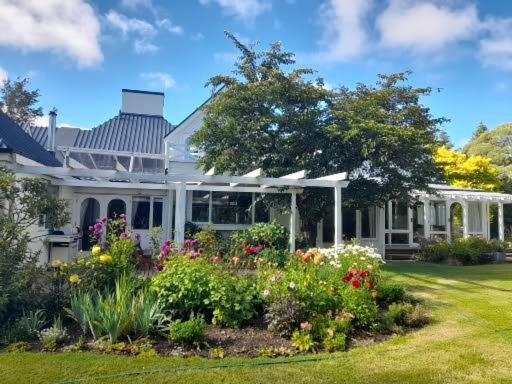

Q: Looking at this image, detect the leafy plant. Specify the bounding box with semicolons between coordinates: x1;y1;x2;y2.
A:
403;303;430;327
265;296;306;337
322;333;347;352
168;315;207;348
209;347;225;359
1;309;47;343
149;226;163;256
291;331;316;353
342;287;379;329
377;282;407;304
39;317;67;352
6;341;32;353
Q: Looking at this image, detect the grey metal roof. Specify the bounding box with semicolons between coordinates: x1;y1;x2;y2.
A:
0;111;61;166
28;113;174;155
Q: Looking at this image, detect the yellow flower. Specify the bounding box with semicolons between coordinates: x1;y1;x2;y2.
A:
69;274;80;284
99;254;113;264
51;259;62;268
91;245;102;256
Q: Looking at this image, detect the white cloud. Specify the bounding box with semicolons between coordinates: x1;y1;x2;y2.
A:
0;67;8;84
156;18;184;35
105;10;159;54
316;0;373;63
199;0;271;21
33;115;49;127
0;0;102;67
479;18;512;71
120;0;154;11
192;32;204;41
140;72;176;90
376;1;479;52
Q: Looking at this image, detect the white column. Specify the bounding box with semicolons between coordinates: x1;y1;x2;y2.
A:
334;187;343;248
481;201;489;239
407;206;414;245
498;202;505;241
316;220;323;247
165;188;174;241
423;199;431;240
174;182;186;247
378;206;386;257
445;200;452;243
164;141;170;173
462;200;469;238
289;191;297;253
355;210;362;239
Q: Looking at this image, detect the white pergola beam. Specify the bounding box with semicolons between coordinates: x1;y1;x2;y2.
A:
230;168;262;187
205;167;215;176
57;145;165;160
316;172;347;181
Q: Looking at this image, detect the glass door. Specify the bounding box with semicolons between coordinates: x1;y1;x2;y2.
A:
386;201;410;245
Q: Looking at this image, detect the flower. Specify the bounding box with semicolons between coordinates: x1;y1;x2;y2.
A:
327;328;334;338
351;279;362;288
300;322;312;331
69;274;80;284
91;245;102;256
99;254;113;264
135;233;141;242
289;281;296;290
359;270;370;279
155;263;164;272
366;280;375;289
51;259;62;268
119;232;129;239
231;256;240;265
263;288;271;297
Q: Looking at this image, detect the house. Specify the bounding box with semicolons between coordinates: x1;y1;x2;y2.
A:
1;88;511;264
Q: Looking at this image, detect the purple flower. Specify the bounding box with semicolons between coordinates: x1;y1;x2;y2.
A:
102;241;110;251
120;232;129;239
94;223;103;231
189;251;201;260
135;233;141;242
162;245;171;254
155;263;164;272
100;217;108;223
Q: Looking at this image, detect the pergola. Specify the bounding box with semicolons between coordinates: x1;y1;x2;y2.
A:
7;164;349;251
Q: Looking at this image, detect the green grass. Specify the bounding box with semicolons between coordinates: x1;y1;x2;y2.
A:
3;262;512;384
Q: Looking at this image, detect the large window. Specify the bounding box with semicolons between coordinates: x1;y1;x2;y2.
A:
212;192;252;224
468;201;482;233
192;191;209;222
153;198;163;227
361;206;377;238
254;194;270;223
132;197;150;229
430;201;446;232
108;199;126;219
391;201;408;230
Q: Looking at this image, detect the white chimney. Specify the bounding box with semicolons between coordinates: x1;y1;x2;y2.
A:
47;109;57;152
121;89;164;116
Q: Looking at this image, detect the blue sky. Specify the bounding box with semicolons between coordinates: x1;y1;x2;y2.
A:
0;0;511;148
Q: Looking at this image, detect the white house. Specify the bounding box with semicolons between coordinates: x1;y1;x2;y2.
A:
2;88;511;264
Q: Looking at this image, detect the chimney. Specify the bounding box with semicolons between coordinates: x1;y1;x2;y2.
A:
47;108;57;153
121;89;164;116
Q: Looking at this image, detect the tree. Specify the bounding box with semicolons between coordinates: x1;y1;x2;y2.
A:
471;121;488;140
0;77;43;125
191;34;446;244
0;167;69;323
435;146;501;191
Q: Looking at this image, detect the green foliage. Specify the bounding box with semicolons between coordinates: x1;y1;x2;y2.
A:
403;303;430;327
417;238;451;262
419;237;505;265
264;296;306;337
380;303;406;334
152;256;259;327
234;221;289;250
6;341;32;353
0;77;43;125
342;287;379;329
209;347;226;359
291;331;316;352
168;316;207;348
194;227;219;254
149;226;163;257
39;317;67;352
0;167;69;323
376;281;407;304
322;333;347;352
256;248;291;267
66;275;162;343
1;310;47;343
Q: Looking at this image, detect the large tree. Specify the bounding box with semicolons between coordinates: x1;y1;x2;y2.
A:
0;77;43;125
191;35;446;244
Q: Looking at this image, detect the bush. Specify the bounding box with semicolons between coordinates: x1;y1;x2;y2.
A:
257;248;291;267
377;281;407;304
342;287;379;329
379;303;406;334
265;296;306;337
323;333;347;352
417;239;450;262
403;303;430;327
1;310;46;343
39;317;67;352
168;316;207;348
291;330;316;352
232;221;289;250
66;275;162;343
7;341;32;353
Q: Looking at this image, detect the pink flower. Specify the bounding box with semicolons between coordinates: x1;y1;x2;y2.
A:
300;322;312;331
155;263;164;272
119;232;129;239
289;281;296;289
135;233;141;242
263;288;271;297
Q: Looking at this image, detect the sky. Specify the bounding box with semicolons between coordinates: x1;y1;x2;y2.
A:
0;0;511;148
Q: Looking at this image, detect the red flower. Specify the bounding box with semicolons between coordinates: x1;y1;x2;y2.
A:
342;273;353;283
351;280;362;288
360;270;370;279
366;280;375;289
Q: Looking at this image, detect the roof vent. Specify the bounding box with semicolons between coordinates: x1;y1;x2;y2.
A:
121;89;164;116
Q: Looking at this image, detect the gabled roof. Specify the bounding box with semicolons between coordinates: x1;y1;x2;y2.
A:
29;113;174;155
0;111;61;167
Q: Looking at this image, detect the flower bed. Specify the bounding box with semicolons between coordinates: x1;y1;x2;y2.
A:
0;220;428;357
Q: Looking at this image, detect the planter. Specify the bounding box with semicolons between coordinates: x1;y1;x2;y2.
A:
494;251;506;264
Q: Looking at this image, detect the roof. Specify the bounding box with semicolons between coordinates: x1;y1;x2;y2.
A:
0;111;61;166
29;113;174;155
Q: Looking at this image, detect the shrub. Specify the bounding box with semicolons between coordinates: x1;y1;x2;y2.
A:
265;296;306;337
291;330;316;352
342;287;379;329
377;281;407;304
323;333;347;352
379;303;406;334
168;316;207;348
39;317;67;352
417;239;450;262
66;275;162;342
7;341;32;353
232;221;289;250
257;248;291;267
194;228;219;254
403;303;430;327
1;309;47;343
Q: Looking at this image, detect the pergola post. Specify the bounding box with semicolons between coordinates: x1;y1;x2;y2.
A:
165;188;174;241
445;200;452;243
334;186;343;248
462;200;469;238
174;182;186;247
498;202;505;241
481;201;489;239
289;191;297;253
423;199;431;241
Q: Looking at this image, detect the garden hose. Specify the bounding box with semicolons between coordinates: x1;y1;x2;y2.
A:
52;355;339;384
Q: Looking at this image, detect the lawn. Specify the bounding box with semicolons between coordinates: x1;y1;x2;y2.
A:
2;262;512;384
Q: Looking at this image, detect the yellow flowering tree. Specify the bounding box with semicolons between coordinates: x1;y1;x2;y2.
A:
435;146;501;191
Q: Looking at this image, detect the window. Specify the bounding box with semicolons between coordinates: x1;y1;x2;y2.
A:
192;191;209;222
108;199;126;219
343;206;357;240
153;198;163;227
132;197;150;229
254;194;270;223
468;201;482;233
413;202;425;242
212;192;252;224
430;201;446;232
361;206;377;238
391;201;408;230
